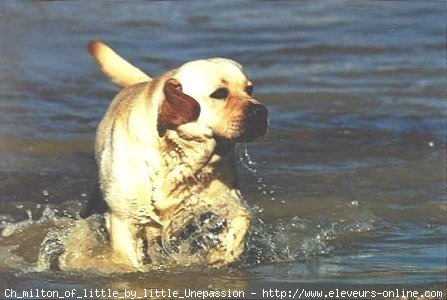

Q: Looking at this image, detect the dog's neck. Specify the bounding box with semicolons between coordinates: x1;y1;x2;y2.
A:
214;137;236;157
206;137;238;190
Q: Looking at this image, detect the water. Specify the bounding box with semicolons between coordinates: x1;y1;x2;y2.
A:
1;1;445;298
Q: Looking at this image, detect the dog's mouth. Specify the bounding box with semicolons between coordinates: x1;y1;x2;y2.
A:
233;104;268;142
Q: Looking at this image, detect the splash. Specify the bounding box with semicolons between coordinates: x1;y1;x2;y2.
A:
160;188;250;267
239;143;258;174
243;214;375;265
36;214;111;272
0;200;375;273
0;144;376;273
36;229;66;271
0;204;72;273
162;209;227;265
1;205;57;238
237;144;375;263
238;143;276;201
0;204;116;274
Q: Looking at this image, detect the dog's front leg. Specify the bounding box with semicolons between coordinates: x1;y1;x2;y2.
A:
206;212;250;266
205;196;250;267
106;212;144;269
154;123;216;211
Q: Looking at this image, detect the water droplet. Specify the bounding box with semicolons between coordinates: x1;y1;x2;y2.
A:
238;143;258;173
428;141;434;147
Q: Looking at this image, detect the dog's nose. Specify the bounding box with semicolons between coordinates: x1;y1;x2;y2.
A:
247;103;268;119
246;103;268;137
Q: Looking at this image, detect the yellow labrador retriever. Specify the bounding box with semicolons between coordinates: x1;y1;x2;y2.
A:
88;41;268;269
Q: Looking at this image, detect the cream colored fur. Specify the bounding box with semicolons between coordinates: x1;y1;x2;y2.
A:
88;41;266;269
88;40;151;88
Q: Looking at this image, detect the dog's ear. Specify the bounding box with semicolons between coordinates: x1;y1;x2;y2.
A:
158;78;201;135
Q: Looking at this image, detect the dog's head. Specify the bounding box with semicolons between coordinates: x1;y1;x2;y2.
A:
160;58;268;142
88;41;267;142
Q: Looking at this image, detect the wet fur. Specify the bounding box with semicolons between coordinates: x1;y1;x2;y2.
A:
87;41;267;268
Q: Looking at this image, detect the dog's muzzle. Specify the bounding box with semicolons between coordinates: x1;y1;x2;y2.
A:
237;102;268;142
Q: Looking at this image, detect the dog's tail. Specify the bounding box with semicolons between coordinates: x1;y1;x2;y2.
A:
88;40;152;88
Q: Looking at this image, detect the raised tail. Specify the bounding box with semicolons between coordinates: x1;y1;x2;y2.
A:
87;40;152;88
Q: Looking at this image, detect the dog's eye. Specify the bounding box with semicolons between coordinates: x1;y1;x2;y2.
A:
210;88;229;100
245;85;254;96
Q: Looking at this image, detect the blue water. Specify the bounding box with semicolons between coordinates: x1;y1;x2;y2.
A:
1;1;445;298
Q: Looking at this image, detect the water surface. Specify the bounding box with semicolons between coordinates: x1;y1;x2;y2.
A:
1;1;445;298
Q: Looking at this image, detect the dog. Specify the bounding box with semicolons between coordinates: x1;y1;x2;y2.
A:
87;40;268;269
